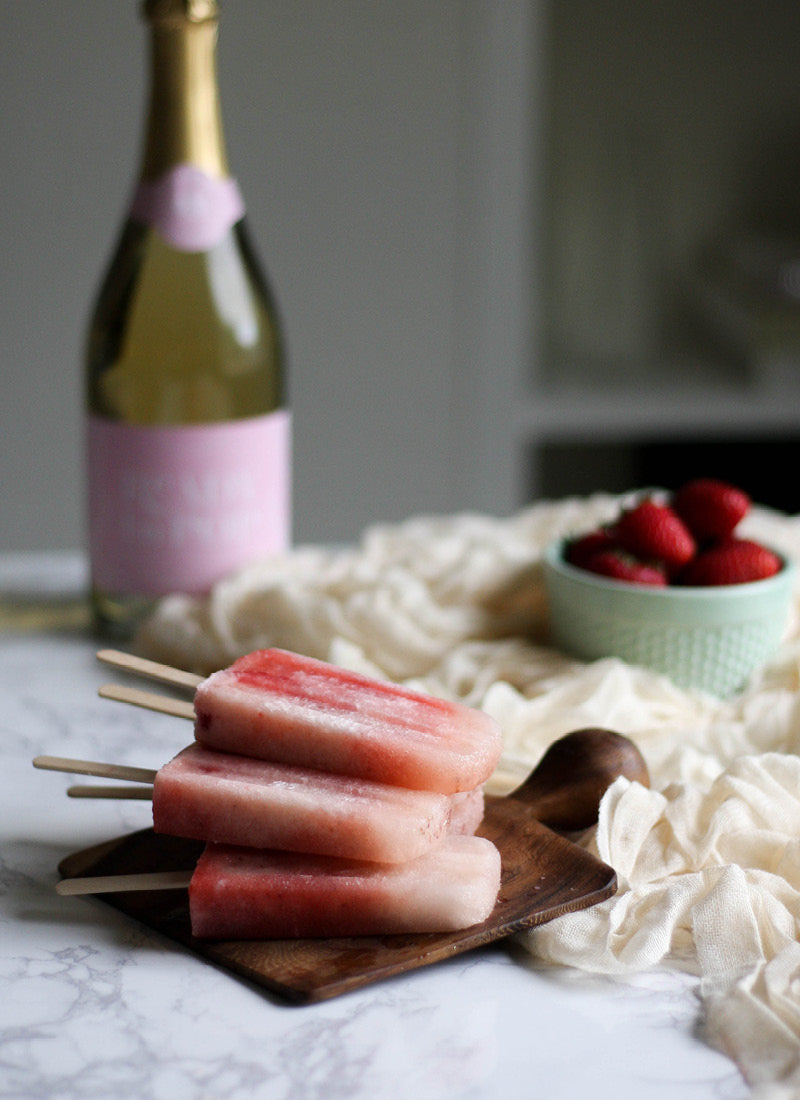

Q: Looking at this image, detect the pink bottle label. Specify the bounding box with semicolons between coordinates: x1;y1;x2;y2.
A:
131;164;245;251
87;411;291;597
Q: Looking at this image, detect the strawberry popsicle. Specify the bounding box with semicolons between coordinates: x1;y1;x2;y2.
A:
449;786;485;836
153;743;459;863
188;836;502;939
193;648;502;794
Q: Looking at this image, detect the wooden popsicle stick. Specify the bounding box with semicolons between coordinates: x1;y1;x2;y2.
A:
32;754;158;784
96;649;203;691
56;870;192;895
98;683;195;720
67;784;154;800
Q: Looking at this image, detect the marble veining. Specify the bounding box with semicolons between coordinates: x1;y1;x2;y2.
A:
0;556;751;1099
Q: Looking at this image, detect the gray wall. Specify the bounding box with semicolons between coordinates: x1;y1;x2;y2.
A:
1;1;534;554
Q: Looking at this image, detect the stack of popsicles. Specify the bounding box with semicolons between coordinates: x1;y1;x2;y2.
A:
151;649;504;939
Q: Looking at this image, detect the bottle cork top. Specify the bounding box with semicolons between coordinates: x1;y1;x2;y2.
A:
143;0;219;24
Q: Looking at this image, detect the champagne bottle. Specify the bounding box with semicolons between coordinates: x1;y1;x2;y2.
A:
86;0;289;639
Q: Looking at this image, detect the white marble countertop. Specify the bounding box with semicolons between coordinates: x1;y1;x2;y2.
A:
1;554;750;1100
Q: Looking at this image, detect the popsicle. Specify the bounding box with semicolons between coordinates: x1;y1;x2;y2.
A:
153;743;457;863
188;836;502;939
193;648;502;794
449;786;485;836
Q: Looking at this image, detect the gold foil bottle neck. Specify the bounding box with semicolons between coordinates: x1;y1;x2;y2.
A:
140;0;227;179
143;0;219;25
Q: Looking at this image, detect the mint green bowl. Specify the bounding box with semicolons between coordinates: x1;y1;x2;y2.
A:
542;540;795;697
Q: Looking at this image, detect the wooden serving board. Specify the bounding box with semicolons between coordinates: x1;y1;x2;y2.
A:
59;793;616;1004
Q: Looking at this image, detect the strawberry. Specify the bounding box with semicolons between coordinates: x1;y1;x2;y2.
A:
616;499;696;571
673;478;750;541
582;549;667;586
565;528;618;569
680;538;781;586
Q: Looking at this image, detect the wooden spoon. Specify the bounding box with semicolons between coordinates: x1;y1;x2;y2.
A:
506;727;650;832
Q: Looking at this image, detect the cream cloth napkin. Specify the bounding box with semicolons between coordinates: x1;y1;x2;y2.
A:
138;495;800;1097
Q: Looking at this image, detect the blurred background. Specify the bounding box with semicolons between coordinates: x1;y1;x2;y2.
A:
3;0;800;557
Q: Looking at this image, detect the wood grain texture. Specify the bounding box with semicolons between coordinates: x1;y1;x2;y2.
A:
511;727;650;831
58;790;616;1004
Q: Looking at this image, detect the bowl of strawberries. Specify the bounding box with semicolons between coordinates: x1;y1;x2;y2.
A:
543;478;796;696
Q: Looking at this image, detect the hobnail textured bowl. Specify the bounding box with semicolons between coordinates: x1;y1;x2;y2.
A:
542;540;796;697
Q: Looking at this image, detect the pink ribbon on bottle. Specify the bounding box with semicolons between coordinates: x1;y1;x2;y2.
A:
131;163;244;251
